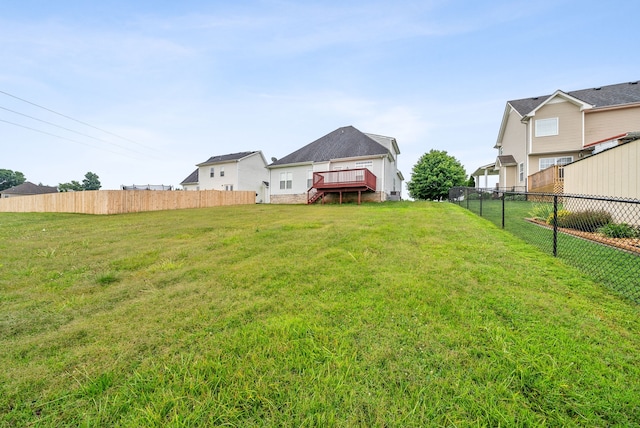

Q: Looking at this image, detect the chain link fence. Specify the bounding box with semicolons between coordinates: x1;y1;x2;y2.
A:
449;187;640;303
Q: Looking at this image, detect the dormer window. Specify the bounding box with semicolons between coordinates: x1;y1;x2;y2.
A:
535;118;559;137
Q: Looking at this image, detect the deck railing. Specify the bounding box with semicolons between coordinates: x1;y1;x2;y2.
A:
528;165;564;193
311;168;376;191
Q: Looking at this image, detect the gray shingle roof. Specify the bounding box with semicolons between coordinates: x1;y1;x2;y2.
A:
1;181;58;195
197;151;256;166
508;80;640;116
497;155;517;166
269;126;390;166
180;169;199;185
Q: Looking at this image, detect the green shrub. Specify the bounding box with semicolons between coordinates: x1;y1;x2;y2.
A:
530;203;563;221
597;223;639;238
530;203;552;221
546;209;571;226
556;210;613;232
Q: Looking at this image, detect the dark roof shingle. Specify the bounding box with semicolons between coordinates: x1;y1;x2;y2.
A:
197;151;256;166
1;181;58;195
180;169;199;185
497;155;517;166
509;80;640;116
269;126;389;166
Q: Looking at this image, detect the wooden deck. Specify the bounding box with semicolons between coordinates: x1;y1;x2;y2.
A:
307;169;376;204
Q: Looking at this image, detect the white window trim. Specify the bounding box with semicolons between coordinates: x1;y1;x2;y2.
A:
539;156;573;170
518;163;524;182
279;172;292;190
535;117;559;137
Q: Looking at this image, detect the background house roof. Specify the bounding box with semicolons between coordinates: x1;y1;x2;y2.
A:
508;80;640;116
1;181;58;195
269;126;391;166
197;151;257;166
180;169;199;185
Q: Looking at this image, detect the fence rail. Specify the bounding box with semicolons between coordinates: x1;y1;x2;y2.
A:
449;187;640;303
0;190;256;215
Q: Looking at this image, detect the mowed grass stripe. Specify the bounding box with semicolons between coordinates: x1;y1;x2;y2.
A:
0;202;638;426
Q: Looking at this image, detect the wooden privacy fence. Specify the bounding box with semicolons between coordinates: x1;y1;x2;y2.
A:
0;190;256;215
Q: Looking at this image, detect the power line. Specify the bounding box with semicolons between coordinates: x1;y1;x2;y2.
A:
0;89;159;152
0;105;151;157
0;118;141;160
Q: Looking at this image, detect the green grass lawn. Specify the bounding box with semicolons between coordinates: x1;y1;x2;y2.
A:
461;198;640;301
1;202;639;426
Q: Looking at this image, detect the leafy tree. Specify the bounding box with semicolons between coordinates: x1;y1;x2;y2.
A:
59;172;102;192
0;169;26;191
58;181;84;192
466;176;476;188
82;172;101;190
407;150;467;200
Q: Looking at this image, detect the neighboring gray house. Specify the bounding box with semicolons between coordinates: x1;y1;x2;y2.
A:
180;151;269;203
267;126;403;204
0;181;58;198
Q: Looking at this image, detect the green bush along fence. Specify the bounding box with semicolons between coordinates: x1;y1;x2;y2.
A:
449;187;640;303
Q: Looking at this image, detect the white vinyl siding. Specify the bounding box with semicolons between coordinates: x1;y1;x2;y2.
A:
535;117;559;137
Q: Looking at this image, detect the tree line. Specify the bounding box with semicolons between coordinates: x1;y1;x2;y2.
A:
0;169;101;192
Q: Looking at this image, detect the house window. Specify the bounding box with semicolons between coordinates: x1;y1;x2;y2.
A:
225;184;233;191
539;156;573;170
307;170;313;189
535;118;559;137
355;160;373;170
519;163;524;182
210;167;215;177
220;167;225;177
279;172;292;190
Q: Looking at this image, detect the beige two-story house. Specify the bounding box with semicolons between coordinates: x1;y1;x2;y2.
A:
494;80;640;191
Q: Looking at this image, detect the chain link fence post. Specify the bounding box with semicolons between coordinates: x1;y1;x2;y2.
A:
501;192;505;229
553;194;558;257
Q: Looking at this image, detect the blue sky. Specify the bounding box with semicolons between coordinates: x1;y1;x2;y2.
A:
2;0;639;192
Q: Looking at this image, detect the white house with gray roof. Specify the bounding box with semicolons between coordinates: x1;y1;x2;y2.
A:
180;151;269;203
494;80;640;191
268;126;403;204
